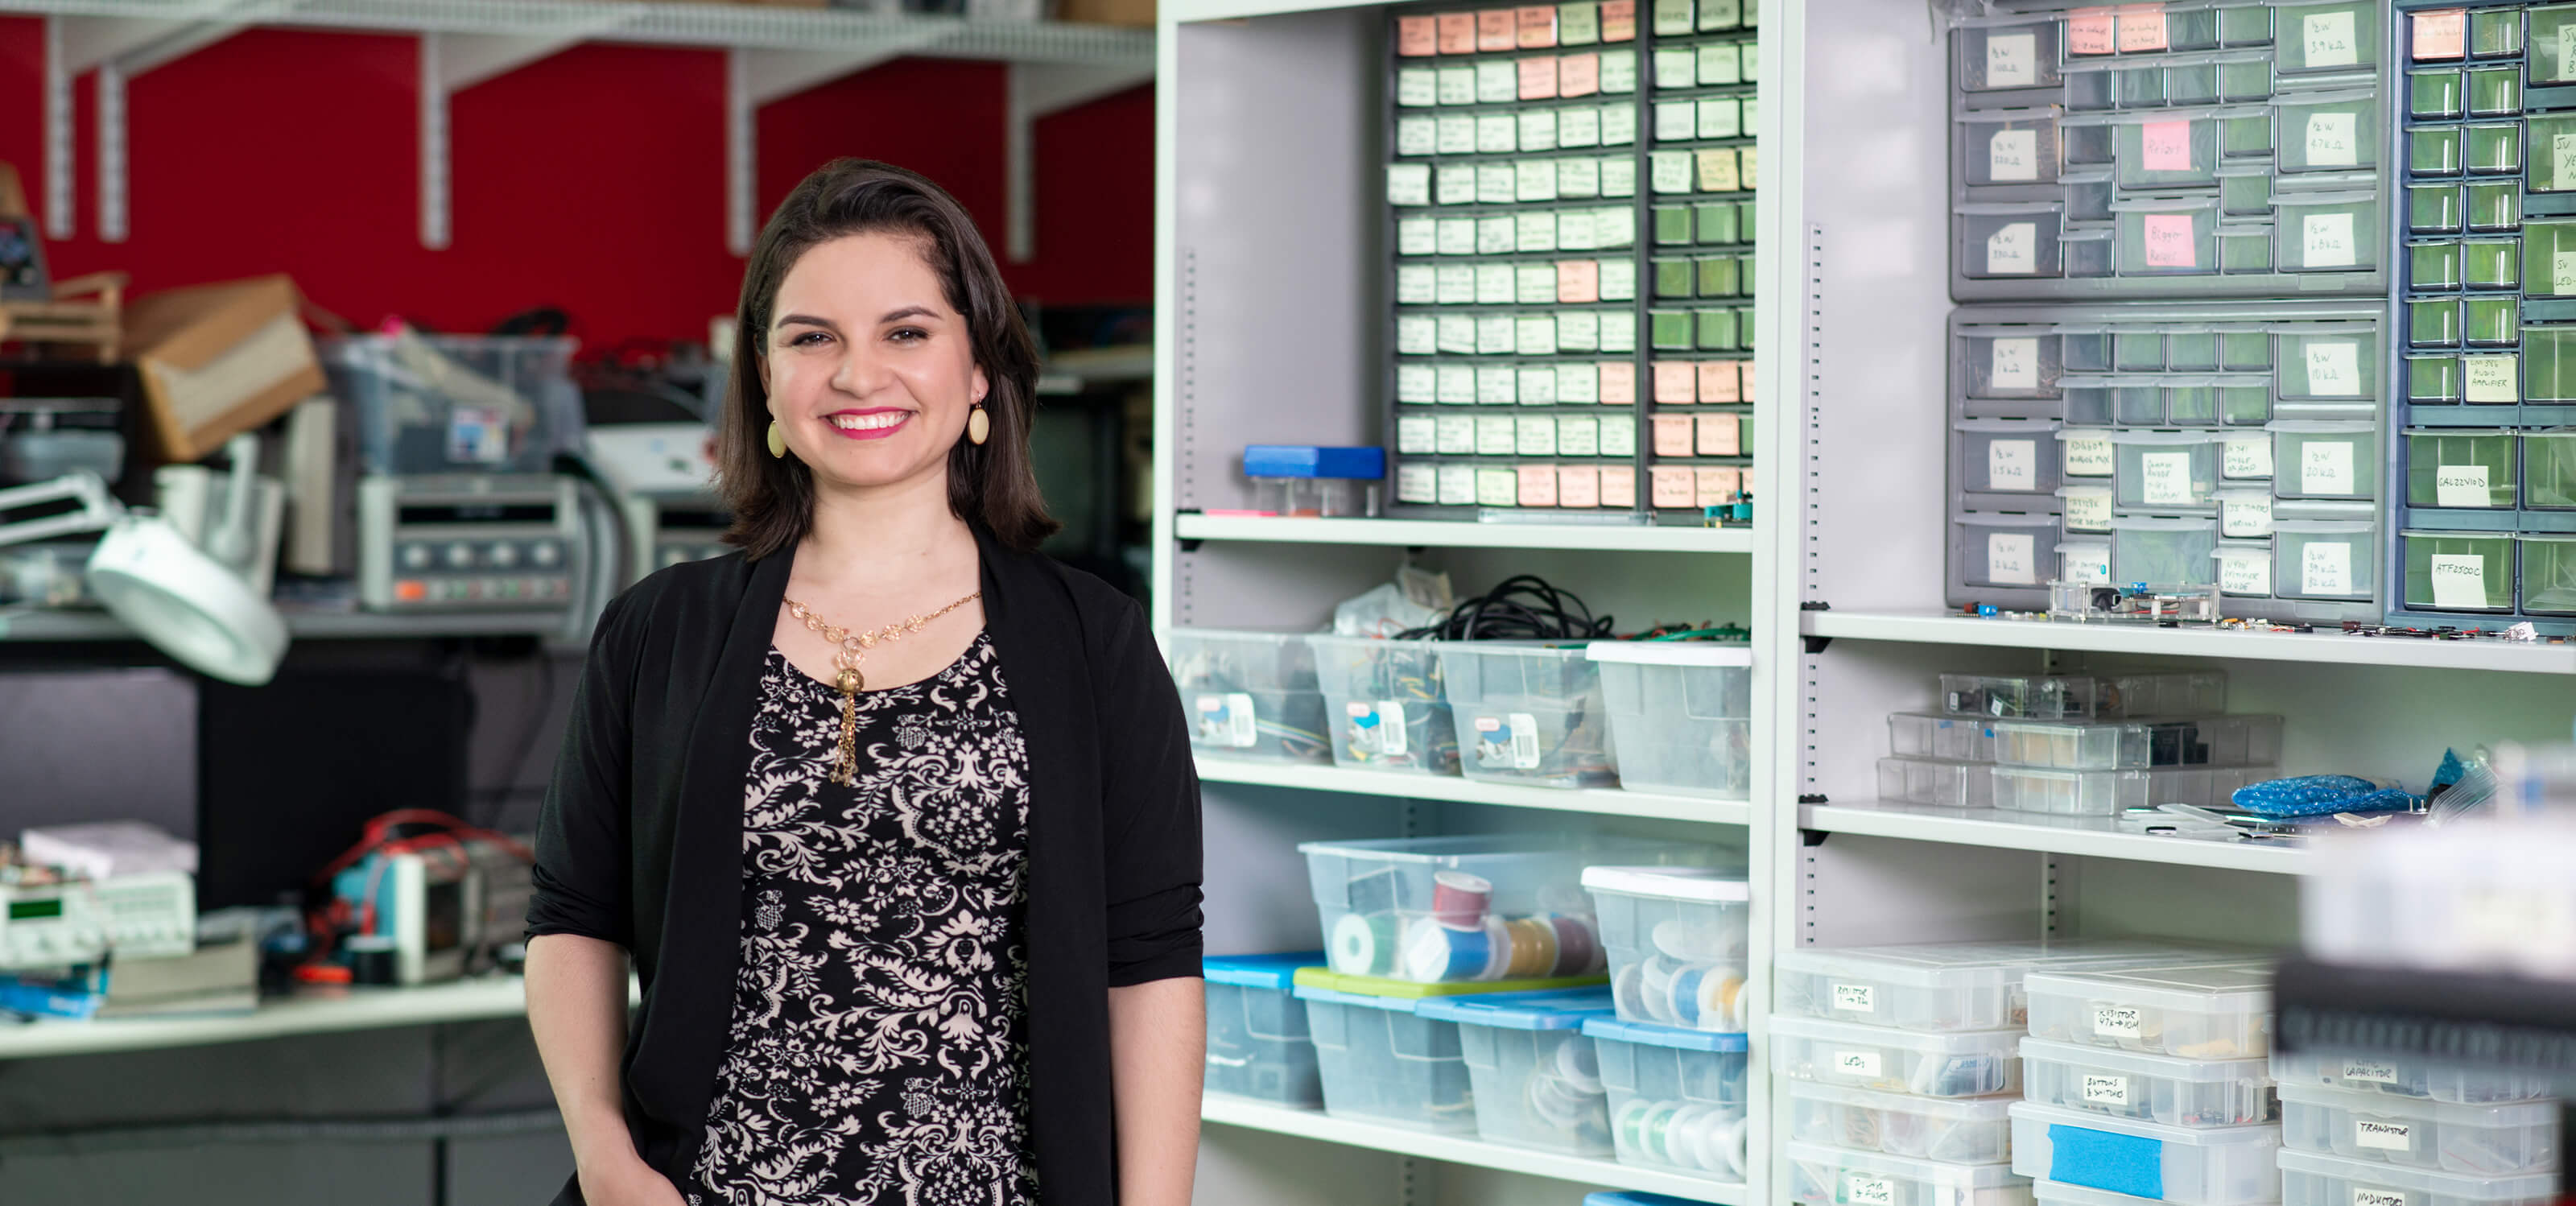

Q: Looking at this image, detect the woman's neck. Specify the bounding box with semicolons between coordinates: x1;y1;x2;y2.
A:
796;469;978;596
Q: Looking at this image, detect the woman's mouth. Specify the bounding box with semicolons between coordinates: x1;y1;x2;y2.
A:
826;410;910;440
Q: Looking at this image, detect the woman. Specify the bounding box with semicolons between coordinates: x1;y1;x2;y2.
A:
525;159;1204;1206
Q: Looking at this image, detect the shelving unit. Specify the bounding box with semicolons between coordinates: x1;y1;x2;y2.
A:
1176;513;1752;551
0;605;580;642
1203;1097;1751;1203
1199;755;1753;823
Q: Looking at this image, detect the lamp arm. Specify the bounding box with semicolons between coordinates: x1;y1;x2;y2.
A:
0;472;122;550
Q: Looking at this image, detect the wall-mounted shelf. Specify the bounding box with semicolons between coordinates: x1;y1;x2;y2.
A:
1799;801;2311;876
0;605;576;642
1802;610;2576;675
1199;757;1753;824
1201;1096;1748;1204
1175;514;1754;552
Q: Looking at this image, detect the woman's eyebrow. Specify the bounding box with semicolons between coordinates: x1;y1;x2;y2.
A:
775;313;839;332
880;305;940;324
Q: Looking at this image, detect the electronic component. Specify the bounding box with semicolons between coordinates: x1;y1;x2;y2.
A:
587;423;728;578
357;473;583;610
2048;581;2223;626
320;812;533;985
0;869;195;970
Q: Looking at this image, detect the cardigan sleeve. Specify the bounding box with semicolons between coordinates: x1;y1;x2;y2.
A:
526;589;641;948
1096;597;1206;987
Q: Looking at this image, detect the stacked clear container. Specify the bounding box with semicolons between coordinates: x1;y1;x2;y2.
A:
1308;634;1462;775
1583;865;1752;1031
1414;986;1620;1154
1876;668;2285;817
1587;641;1755;797
1293;966;1610;1134
1167;629;1332;763
2271;1037;2560;1205
2392;0;2576;632
2010;960;2284;1204
1583;1015;1754;1183
1203;952;1328;1108
1437;641;1620;787
1299;834;1707;984
1772;939;2227;1206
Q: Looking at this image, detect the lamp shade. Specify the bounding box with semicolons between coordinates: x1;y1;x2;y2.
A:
85;513;287;686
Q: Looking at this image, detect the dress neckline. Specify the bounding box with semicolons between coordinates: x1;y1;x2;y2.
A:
766;630;989;697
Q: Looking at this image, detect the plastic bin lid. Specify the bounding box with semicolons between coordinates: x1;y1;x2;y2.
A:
2273;1080;2560;1125
1583;1193;1727;1206
2275;1148;2558;1199
1579;1014;1748;1051
1783;1140;2031;1187
1581;865;1752;902
1771;1014;2025;1054
1289;965;1608;1010
1774;940;2223;988
2029;1178;2182;1206
2022;959;2273;1009
1585;640;1754;667
1782;1079;2021;1121
2009;1099;2283;1147
1414;986;1616;1030
1202;952;1324;991
2019;1037;2273;1082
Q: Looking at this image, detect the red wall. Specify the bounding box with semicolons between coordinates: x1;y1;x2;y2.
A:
0;18;1152;348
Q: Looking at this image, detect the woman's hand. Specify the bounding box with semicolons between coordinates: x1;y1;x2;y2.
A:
577;1152;688;1206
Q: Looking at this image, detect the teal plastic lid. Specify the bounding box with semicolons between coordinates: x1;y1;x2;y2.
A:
1581;1014;1749;1051
1414;987;1616;1030
1202;952;1321;992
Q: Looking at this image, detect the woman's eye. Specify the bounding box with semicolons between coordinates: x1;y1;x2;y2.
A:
890;327;927;345
785;331;831;348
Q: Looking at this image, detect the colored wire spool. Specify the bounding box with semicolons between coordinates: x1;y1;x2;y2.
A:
1544;912;1604;975
1402;915;1506;982
1612;961;1655;1023
1499;915;1561;979
1329;913;1400;977
1552;1033;1605;1095
1431;869;1494;929
1639;956;1682;1025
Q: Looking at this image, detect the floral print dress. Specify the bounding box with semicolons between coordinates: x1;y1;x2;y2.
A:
691;633;1037;1206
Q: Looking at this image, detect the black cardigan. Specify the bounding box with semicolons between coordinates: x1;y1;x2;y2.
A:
526;527;1204;1206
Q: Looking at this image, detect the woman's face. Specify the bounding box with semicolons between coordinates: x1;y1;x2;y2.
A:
762;231;988;496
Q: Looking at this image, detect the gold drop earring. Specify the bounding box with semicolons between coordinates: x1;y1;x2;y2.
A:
766;419;786;458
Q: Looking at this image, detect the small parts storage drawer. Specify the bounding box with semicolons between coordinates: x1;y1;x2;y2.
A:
2024;960;2273;1059
1939;671;2227;721
2269;1050;2553;1107
1774;939;2215;1034
1787;1140;2035;1206
1168;629;1329;763
1789;1080;2017;1164
1203;952;1327;1108
2277;1082;2558;1176
2277;1148;2559;1206
1772;1014;2025;1099
1585;1015;1752;1182
1584;864;1752;1032
2009;1100;2283;1206
2020;1037;2276;1129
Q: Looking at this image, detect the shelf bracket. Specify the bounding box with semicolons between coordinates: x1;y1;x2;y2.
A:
1004;61;1151;263
724;37;950;256
419;23;617;250
47;4;266;244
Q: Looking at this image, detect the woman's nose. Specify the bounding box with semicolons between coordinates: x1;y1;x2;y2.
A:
829;345;893;395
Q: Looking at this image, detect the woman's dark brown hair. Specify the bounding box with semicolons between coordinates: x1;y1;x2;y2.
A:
717;158;1057;558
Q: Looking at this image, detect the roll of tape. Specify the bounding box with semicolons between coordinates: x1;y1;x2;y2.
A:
1667;964;1706;1027
1612;961;1651;1023
1330;913;1398;977
1501;915;1560;979
1638;957;1680;1026
1614;1097;1654;1156
1663;1103;1718;1170
1430;869;1494;929
1545;912;1604;976
1553;1034;1604;1095
1403;915;1505;982
1719;1114;1751;1178
1524;1069;1598;1130
1698;967;1748;1032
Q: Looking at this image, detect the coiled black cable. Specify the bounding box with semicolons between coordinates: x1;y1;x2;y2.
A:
1393;574;1616;642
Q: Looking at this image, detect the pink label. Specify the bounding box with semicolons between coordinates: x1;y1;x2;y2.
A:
1557;259;1600;303
1438;13;1478;53
1559;52;1600;96
1479;10;1517;51
1515;465;1558;506
1397;16;1438;56
1517;56;1561;99
1600;0;1636;41
2413;9;2467;59
2066;8;2116;54
1557;465;1600;508
1600;465;1637;507
2142;213;2198;267
1599;361;1637;404
1651;414;1695;456
2140;119;2193;171
1695;465;1740;506
1516;6;1557;47
1696;412;1740;456
1653;361;1697;403
2116;5;2166;51
1698;361;1741;403
1649;466;1696;508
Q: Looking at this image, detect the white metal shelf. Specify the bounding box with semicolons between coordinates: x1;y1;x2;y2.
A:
1799;800;2311;876
1176;514;1755;553
0;606;575;642
1802;610;2576;675
1198;757;1753;824
0;975;537;1061
1201;1096;1747;1204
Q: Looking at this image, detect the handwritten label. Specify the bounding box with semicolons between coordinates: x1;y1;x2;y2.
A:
2069;545;2112;584
1437;12;1476;53
2306;112;2359;167
1519;56;1561;100
1478;9;1517;51
1396;365;1435;403
2303;440;2356;494
2554;132;2576;191
1435;163;1473;205
1396;68;1438;107
2466;356;2519;403
2413;10;2465;60
1695;415;1738;456
1832;1049;1885;1078
1651;151;1693;193
1434;415;1476;454
2064;489;2114;531
1604;101;1637;145
1699;96;1740;139
2430;553;2489;609
2438;465;2492;508
1652;0;1690;35
1516;314;1556;357
1990;337;2040;390
1557;258;1601;304
1476;60;1517;103
2355;1190;2407;1206
1983;30;2038;89
1651;414;1695;456
2083;1074;2133;1106
1476;468;1519;508
1386;163;1432;206
1435;263;1475;304
1517;5;1558;47
2067;10;2116;54
2119;4;2167;51
1435;314;1476;354
2303;10;2358;68
1988;221;2038;274
2140;450;2196;505
1699;360;1740;402
1986;438;2041;490
1559;465;1600;507
1560;2;1599;44
1475;415;1517;456
1395;415;1435;455
2140;120;2194;173
2562;23;2576;84
1475;262;1513;304
1990;129;2040;183
2220;551;2271;595
1517;416;1558;456
1396;117;1435;155
1440;64;1480;105
1831;983;1876;1013
1393;465;1436;505
2355;1120;2415;1152
2221;493;2273;537
1397;16;1437;56
2304;540;2354;596
2143;213;2197;268
1845;1175;1897;1206
2304;212;2358;269
1600;412;1637;454
1438;365;1476;405
2307;341;2363;395
1517;159;1558;201
2091;1004;2144;1039
1561;52;1601;97
1697;40;1740;84
1697;147;1741;192
1558;415;1600;456
1517;210;1558;252
1555;362;1598;404
2554;250;2576;298
2224;436;2273;478
2065;435;2115;476
1988;533;2038;585
1600;0;1636;42
2343;1059;2401;1086
1519;109;1558;152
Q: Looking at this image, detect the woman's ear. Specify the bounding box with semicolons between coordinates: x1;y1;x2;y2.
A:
971;364;990;406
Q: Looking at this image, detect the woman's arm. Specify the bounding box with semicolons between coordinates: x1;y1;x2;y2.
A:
526;934;679;1204
1108;977;1204;1206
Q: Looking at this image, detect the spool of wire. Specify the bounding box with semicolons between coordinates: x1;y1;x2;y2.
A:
1329;913;1401;977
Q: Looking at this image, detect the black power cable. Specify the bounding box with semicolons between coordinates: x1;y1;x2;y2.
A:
1393;574;1615;642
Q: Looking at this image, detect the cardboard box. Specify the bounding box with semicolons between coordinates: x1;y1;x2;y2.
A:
120;275;325;465
1061;0;1151;25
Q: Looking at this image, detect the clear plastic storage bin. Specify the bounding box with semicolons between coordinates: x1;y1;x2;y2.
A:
2269;1051;2553;1106
1585;1016;1752;1182
2009;1100;2283;1205
1957;512;2062;591
2524;534;2576;615
1962;419;2066;496
1789;1081;2018;1164
1590;642;1753;798
1787;1140;2035;1206
2269;421;2379;500
1168;629;1330;763
2025;960;2273;1059
1774;940;2218;1033
2029;1178;2184;1206
2110;515;2222;588
1879;757;1996;807
1417;988;1619;1156
2273;518;2377;601
1890;712;1999;762
1981;714;2285;772
1939;671;2227;721
1990;765;2273;816
2277;1147;2558;1206
1772;1015;2025;1098
1203;952;1326;1107
2405;429;2517;509
1292;971;1477;1133
325;334;584;477
1439;642;1619;787
1961;205;2066;279
2021;1036;2276;1128
1301;834;1702;982
2402;531;2516;613
2278;1083;2558;1175
2113;431;2223;510
1584;865;1752;1031
1307;634;1459;775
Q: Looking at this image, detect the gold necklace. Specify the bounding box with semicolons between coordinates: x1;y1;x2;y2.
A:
782;589;982;785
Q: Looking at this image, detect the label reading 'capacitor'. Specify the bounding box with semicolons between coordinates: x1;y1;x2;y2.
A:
2355;1120;2415;1152
1844;1175;1897;1206
2083;1074;2132;1106
2091;1004;2144;1039
2341;1059;2400;1086
1831;983;1876;1013
1832;1049;1882;1078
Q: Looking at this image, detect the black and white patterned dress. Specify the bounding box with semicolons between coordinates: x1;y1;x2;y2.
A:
691;633;1037;1206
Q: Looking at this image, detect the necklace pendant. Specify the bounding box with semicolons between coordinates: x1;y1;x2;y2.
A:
836;669;861;692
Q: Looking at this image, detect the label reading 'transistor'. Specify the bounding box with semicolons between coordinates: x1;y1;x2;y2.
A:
2355;1120;2415;1152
